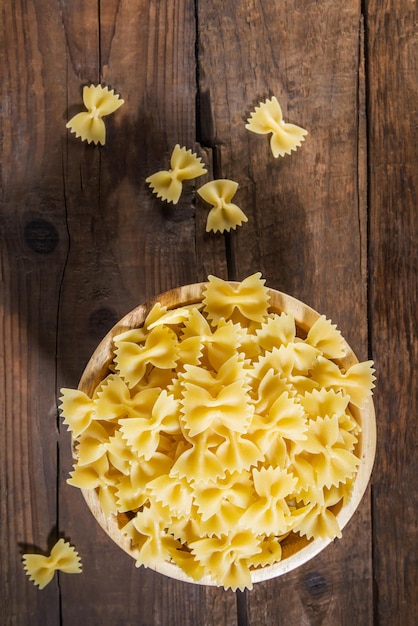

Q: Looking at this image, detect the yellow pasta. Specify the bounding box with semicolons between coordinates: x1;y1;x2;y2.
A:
197;179;248;233
239;467;297;535
114;325;178;388
106;430;138;475
148;474;195;517
60;387;96;437
293;502;342;541
246;96;308;157
60;272;375;591
23;539;82;589
310;357;376;408
263;391;307;441
193;470;253;522
146;144;207;204
180;310;242;371
292;413;360;490
292;485;347;540
116;454;173;512
189;531;261;591
67;454;110;490
119;390;180;460
246;535;283;568
128;502;180;568
66;84;124;145
170;430;226;484
299;388;350;421
180;380;253;437
202;272;270;325
255;312;296;351
147;304;202;329
215;429;264;474
305;315;346;359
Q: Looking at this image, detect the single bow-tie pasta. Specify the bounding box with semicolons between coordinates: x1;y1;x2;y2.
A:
202;272;270;324
304;315;346;358
246;96;308;157
66;84;124;145
59;387;96;438
146;145;207;204
197;179;248;233
189;531;261;591
310;357;376;408
180;380;253;437
239;467;297;535
114;324;179;388
23;539;82;589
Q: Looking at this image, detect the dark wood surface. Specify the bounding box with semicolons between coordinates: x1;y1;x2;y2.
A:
1;1;416;624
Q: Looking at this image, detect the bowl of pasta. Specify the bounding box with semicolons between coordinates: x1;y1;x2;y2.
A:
60;273;376;591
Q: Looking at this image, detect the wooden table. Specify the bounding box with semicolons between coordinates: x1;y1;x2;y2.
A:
1;2;416;624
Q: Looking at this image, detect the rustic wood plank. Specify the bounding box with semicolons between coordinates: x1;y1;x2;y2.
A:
56;1;234;624
197;0;369;353
4;0;416;623
197;1;372;624
0;0;69;623
366;1;418;624
1;1;231;624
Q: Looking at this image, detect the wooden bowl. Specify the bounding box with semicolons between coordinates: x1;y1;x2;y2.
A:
76;283;376;585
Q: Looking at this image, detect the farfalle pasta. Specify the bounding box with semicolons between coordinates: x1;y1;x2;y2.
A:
197;179;248;233
202;272;271;324
60;273;375;591
246;96;308;157
23;539;82;589
66;84;124;145
146;145;207;204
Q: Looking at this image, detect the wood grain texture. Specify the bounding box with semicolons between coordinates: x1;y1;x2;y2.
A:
1;0;416;624
56;1;235;624
366;1;418;624
197;1;372;624
0;1;68;623
197;0;368;353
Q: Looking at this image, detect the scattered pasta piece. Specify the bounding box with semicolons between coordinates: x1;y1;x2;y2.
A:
23;539;82;589
60;272;375;591
246;96;308;157
146;145;207;204
66;84;124;145
197;179;248;233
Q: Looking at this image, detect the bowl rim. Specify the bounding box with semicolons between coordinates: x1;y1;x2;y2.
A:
76;282;377;585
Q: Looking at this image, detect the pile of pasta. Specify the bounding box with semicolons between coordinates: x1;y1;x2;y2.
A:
60;273;375;591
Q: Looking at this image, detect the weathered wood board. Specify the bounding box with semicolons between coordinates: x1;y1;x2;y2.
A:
1;1;416;624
